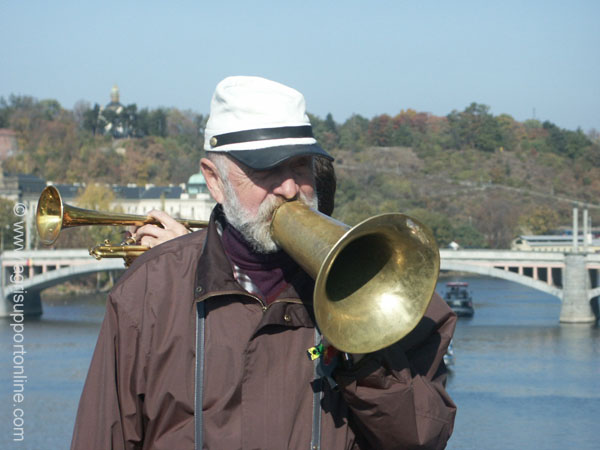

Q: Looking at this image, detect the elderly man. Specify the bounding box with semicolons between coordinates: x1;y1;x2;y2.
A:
71;76;456;450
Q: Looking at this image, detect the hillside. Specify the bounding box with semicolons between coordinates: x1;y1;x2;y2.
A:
1;95;599;249
329;146;600;248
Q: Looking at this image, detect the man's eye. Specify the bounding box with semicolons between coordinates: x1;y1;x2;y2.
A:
291;159;311;172
250;169;270;181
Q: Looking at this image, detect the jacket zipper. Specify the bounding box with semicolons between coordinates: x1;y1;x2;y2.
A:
196;290;304;313
195;289;269;311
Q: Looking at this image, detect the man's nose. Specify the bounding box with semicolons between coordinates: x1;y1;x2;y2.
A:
272;176;300;200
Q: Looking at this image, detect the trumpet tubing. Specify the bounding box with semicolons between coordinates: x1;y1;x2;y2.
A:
36;186;207;246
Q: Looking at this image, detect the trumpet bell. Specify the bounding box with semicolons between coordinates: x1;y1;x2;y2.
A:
37;186;66;245
271;201;439;354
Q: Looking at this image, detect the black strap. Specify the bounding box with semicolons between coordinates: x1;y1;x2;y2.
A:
210;125;313;148
195;302;206;450
311;328;323;450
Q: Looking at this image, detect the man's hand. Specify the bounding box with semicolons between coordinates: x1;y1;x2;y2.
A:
130;210;190;248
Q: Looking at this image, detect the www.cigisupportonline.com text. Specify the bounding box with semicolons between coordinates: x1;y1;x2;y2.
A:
9;202;28;442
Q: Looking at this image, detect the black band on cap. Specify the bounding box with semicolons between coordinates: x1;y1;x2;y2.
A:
211;125;313;148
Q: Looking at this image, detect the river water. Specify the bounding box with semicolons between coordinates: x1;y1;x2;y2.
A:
1;275;599;449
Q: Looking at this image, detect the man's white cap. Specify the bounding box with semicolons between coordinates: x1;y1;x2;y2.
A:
204;76;332;170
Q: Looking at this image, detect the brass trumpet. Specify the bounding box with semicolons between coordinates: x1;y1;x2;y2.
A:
36;186;207;260
36;186;440;353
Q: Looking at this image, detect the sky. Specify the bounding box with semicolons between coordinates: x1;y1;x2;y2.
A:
1;1;599;132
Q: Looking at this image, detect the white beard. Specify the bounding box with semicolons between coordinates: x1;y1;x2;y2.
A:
221;180;317;254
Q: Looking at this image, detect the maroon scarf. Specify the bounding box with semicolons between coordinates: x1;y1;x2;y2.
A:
222;223;300;304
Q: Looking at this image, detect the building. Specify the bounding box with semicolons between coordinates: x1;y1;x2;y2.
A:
0;162;48;250
113;172;214;221
49;172;214;223
97;85;132;138
511;235;600;253
0;160;47;203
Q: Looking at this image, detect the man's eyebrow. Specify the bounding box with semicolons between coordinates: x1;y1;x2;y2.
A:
236;161;262;176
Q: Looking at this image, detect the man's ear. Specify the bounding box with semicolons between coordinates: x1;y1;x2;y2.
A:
200;157;225;204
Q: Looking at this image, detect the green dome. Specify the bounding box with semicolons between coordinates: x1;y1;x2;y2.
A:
187;173;206;185
187;172;207;194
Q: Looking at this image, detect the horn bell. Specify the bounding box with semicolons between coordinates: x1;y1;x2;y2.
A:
271;201;440;354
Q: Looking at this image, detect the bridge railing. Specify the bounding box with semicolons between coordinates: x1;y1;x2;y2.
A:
1;249;101;287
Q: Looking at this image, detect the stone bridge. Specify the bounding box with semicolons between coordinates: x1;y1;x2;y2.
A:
1;249;125;316
439;249;600;322
1;249;599;322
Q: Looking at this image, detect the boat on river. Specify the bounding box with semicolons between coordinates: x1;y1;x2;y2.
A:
443;340;455;369
443;281;474;317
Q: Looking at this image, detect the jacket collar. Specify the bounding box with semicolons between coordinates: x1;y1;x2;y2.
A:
194;206;240;299
194;205;314;306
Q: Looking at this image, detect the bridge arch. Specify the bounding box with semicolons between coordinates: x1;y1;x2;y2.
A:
440;260;564;301
3;260;125;299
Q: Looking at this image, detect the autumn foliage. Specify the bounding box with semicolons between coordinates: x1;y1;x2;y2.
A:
1;95;599;249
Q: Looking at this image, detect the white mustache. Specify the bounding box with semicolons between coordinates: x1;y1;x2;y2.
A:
224;189;317;254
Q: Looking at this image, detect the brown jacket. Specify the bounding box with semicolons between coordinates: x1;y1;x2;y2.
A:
71;208;456;450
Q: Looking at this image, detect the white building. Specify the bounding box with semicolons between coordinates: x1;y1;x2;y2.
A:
112;175;214;222
511;235;600;253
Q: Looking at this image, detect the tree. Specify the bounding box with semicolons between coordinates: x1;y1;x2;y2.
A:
0;96;10;128
495;114;518;151
389;109;431;147
0;197;16;251
468;193;520;248
407;208;455;247
543;121;568;156
307;113;339;151
452;224;488;248
565;128;592;160
405;208;486;248
338;114;369;151
367;114;393;147
54;184;123;249
540;121;593;159
136;107;168;137
324;113;337;134
447;103;504;152
83;103;101;135
167;108;203;142
73;100;91;130
148;108;168;137
579;140;600;167
38;99;62;120
389;112;414;146
519;206;560;235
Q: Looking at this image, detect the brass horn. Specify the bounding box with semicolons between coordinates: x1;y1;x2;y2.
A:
36;185;207;246
37;185;439;353
271;201;440;354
